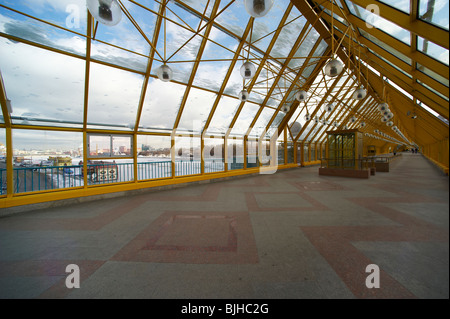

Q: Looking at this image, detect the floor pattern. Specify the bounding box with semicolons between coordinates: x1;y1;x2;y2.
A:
0;153;448;299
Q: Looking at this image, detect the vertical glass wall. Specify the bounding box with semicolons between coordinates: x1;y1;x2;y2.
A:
203;137;225;173
174;136;201;176
137;135;172;180
227;137;244;170
11;130;83;193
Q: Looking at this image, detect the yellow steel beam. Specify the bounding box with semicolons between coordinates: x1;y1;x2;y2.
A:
316;1;449;79
348;0;448;49
294;69;346;142
321;14;449;98
226;3;295;140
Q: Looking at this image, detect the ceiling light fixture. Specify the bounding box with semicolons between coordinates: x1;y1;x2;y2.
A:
295;90;308;102
324;2;344;77
239;89;249;101
244;0;274;18
156;64;173;82
240;61;256;79
87;0;122;26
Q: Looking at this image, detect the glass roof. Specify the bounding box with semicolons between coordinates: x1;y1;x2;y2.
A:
0;0;448;157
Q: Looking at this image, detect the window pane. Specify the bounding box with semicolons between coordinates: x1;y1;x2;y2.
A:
204;137;224;173
89;135;111;157
378;0;410;14
177;88;217;133
0;2;87;56
206;95;241;135
139;78;186;131
417;36;449;65
12;130;83;193
87;63;144;130
137;135;172;180
0;39;85;128
418;0;449;30
174;136;201;176
346;1;411;45
227;137;244;170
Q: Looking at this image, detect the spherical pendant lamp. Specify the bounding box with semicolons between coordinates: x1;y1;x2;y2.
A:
238;89;249;101
353;87;366;100
156;64;173;82
325;103;334;112
87;0;122;26
324;58;344;77
295;90;308;102
240;61;256;79
244;0;274;18
281;105;290;113
378;103;389;112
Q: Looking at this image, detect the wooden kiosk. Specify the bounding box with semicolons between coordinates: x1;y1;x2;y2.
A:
319;129;370;178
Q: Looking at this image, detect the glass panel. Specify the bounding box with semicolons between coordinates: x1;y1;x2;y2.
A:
310;144;316;161
87;62;144;130
247;138;259;168
174;136;201;176
204;137;224;173
176;88;217;133
0;39;85;128
90;1;153;72
192;27;237;91
250;59;277;105
277;134;285;165
266;110;286;138
137;135;172;180
88;135;111;157
248;107;276;138
417;36;449;65
12;129;83;193
178;0;214;17
416;63;449;87
229;102;261;136
288;25;321;70
367;47;412;78
303;143;309;162
223;60;244;97
139;78;186;131
112;136;133;157
418;0;449;30
378;0;410;13
206;95;241;135
227;137;244;170
346;1;410;45
287;142;294;163
152;4;205;84
215;0;250;38
0;1;87;56
417;79;449;101
271;9;308;66
251;0;291;53
359;28;412;65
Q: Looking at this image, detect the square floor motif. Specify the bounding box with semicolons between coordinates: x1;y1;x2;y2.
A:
112;211;258;264
145;215;237;252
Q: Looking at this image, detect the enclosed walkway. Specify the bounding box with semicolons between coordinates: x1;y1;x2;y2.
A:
0;152;448;299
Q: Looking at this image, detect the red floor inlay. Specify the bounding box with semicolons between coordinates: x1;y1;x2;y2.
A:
111;211;258;264
301;183;449;298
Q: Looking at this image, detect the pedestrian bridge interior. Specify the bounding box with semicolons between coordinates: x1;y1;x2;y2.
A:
0;0;448;299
